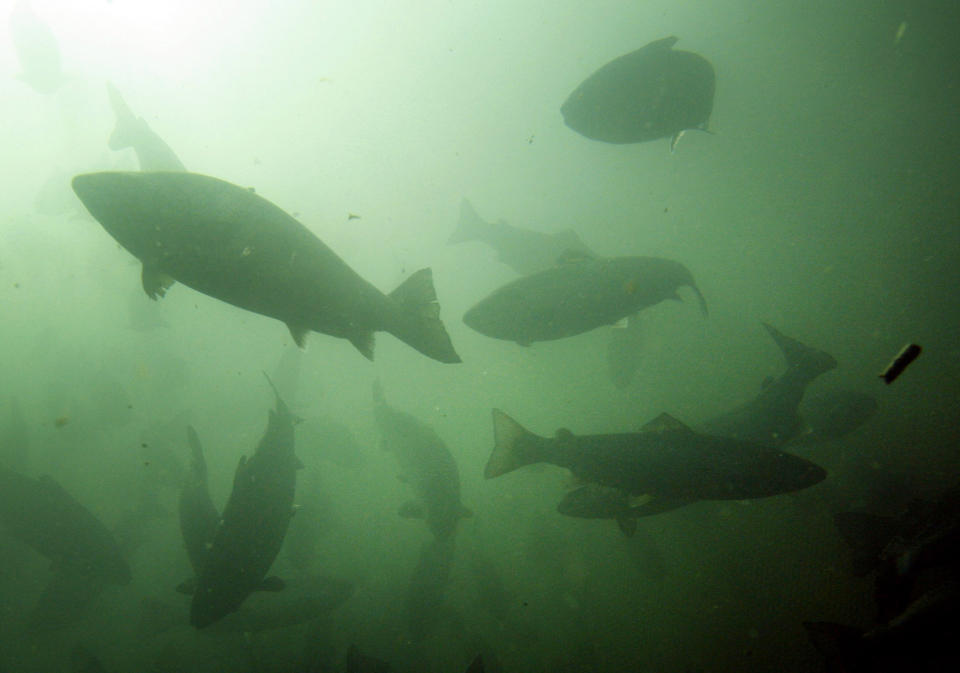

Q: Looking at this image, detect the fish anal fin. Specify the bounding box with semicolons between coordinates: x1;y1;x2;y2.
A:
142;264;175;300
347;331;375;360
640;412;693;434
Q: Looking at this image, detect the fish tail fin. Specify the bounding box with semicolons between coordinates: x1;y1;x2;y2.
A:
485;409;544;478
690;283;709;317
185;425;207;482
388;268;461;364
448;198;488;244
762;323;837;378
106;82;139;151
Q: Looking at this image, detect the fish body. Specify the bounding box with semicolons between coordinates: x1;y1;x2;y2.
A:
106;83;186;171
448;198;592;276
561;36;715;146
372;382;471;540
189;386;300;628
798;388;878;445
71;171;460;363
486;410;825;504
699;323;837;447
1;398;29;472
0;466;131;584
10;1;66;94
463;255;706;345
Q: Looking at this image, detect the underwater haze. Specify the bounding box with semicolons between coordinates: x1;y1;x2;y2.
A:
1;0;959;671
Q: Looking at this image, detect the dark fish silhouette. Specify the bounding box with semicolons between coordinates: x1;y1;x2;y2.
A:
177;425;219;587
372;381;472;540
9;1;66;94
189;381;300;628
72;171;461;363
0;466;131;585
106;83;186;171
556;483;689;536
448;198;593;276
404;537;456;642
561;36;715;150
809;484;960;672
698;323;838;447
464;254;706;346
486;410;825;516
142;574;353;635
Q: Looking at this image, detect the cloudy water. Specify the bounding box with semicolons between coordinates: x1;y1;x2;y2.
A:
1;1;958;671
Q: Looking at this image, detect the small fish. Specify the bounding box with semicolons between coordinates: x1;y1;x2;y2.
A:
880;343;921;384
348;213;361;221
894;21;908;46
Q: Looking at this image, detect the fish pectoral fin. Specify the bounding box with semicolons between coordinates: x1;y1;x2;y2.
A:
616;516;638;537
257;576;286;592
175;577;198;595
398;500;426;519
669;130;686;153
141;264;175;300
285;323;309;349
347;330;375;361
640;412;693;435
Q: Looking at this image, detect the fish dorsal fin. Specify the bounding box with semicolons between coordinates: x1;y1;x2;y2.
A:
649;36;679;51
556;249;594;266
640;412;693;434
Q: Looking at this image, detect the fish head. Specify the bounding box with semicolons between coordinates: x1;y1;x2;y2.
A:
760;451;828;494
72;172;169;260
618;257;708;316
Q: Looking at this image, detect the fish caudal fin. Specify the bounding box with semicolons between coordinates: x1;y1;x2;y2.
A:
762;323;837;378
388;268;461;364
106;82;139;151
448;198;488;244
485;409;544;478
